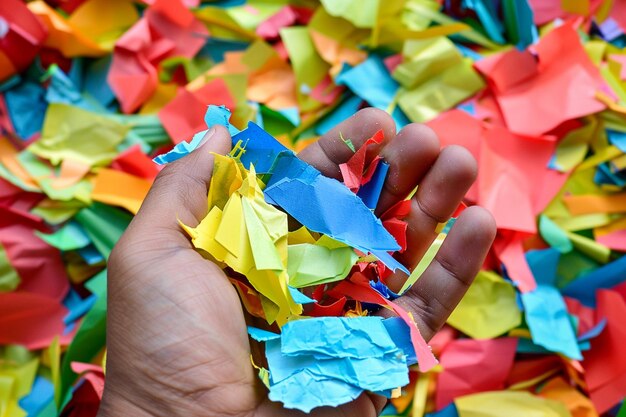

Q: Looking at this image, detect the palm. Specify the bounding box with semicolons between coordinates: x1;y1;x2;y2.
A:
99;109;496;417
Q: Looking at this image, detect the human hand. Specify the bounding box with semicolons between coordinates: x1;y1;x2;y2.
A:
98;108;496;417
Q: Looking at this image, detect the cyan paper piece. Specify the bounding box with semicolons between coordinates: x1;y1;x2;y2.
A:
336;56;410;129
539;215;573;253
4;79;47;140
562;254;626;307
199;37;250;63
82;56;117;110
269;369;362;412
526;248;560;287
78;245;105;265
267;338;407;392
280;316;399;358
264;317;410;412
521;285;582;360
63;290;97;326
287;286;316;304
502;0;538;49
153;105;239;165
595;163;626;187
205;104;240;136
46;65;102;112
463;0;505;44
247;326;280;342
18;376;55;416
426;403;460;417
607;129;626;152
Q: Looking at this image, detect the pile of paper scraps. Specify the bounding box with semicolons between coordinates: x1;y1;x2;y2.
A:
2;0;626;416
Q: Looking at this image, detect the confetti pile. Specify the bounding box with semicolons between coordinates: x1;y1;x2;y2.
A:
1;0;626;416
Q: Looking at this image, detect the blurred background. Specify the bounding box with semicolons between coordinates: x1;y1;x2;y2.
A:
0;0;625;416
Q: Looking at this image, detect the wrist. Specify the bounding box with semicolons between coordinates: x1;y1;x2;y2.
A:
97;390;155;417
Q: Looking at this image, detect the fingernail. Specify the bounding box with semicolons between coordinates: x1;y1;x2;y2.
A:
197;127;216;149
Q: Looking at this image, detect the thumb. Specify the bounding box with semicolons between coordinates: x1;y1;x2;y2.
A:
125;125;232;249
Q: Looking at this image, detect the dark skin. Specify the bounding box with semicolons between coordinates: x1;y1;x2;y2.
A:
97;108;497;417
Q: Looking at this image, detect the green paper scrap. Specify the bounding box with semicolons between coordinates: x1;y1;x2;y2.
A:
74;203;132;259
397;58;485;123
29;104;129;167
447;271;522;339
404;0;501;50
393;37;463;89
279;26;330;111
17;151;93;203
320;0;379;28
227;2;286;30
35;222;91;252
399;232;445;295
0;241;20;292
566;231;611;264
287;240;359;288
455;391;571;417
617;401;626;417
31;200;85;226
0;162;39;193
552;120;597;172
539;215;573;253
59;270;107;399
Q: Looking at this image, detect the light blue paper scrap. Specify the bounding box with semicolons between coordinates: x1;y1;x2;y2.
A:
526;248;560;287
280;316;399;358
267;339;407;392
521;285;582;360
19;376;55;416
63;290;97;326
4;79;47;140
288;286;316;304
247;326;280;342
607;129;626;152
336;56;410;130
269;369;362;413
153;105;239;165
204;104;240;136
263;317;410;412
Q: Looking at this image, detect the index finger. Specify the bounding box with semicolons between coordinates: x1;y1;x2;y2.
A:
298;108;396;179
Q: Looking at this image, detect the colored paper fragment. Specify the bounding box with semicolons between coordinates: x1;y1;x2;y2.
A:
447;271;522;339
250;316;410;412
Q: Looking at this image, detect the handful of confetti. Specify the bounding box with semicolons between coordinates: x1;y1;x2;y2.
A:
156;105;441;411
4;0;626;416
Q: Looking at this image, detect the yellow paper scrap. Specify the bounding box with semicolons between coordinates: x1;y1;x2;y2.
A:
447;271;522;339
455;391;572;417
182;155;301;325
29;104;129;167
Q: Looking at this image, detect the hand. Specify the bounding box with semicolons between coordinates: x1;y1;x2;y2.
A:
98;108;496;417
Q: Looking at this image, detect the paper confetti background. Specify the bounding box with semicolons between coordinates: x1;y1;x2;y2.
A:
1;0;626;416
